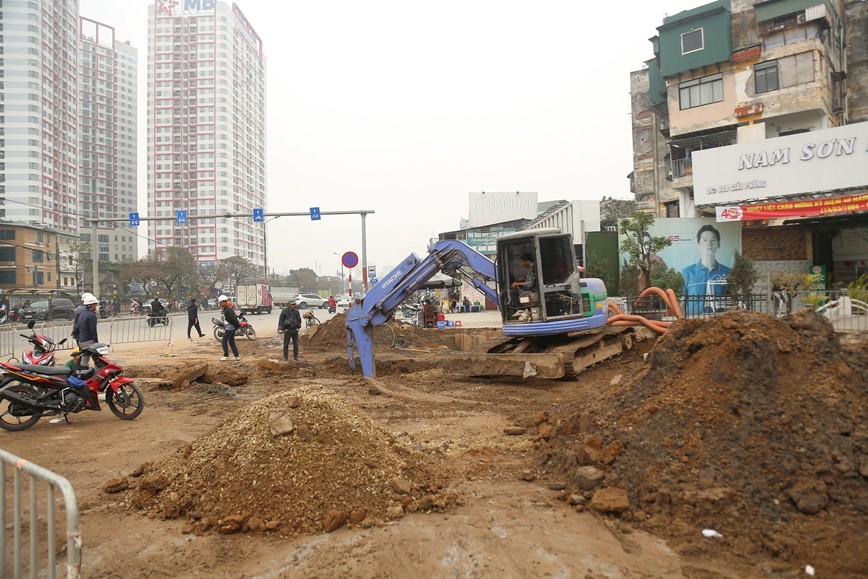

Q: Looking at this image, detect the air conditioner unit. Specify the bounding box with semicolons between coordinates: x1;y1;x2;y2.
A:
796;13;807;24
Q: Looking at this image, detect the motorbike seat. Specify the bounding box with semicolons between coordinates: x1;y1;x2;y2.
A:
18;363;71;376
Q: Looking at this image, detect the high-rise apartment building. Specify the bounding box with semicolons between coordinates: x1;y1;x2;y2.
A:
79;18;139;263
0;0;79;233
147;0;267;266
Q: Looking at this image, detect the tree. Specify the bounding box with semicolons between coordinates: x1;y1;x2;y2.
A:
601;197;637;230
219;256;258;292
120;257;163;297
197;262;223;300
153;247;197;300
618;211;672;293
289;268;318;292
726;252;759;301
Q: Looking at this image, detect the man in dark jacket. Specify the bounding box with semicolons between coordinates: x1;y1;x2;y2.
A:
278;301;302;361
77;294;100;368
187;298;205;339
218;295;240;360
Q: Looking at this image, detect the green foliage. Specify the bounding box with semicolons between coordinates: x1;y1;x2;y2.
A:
584;250;618;295
802;292;829;309
651;261;683;296
725;252;759;298
847;274;868;302
601;198;637;229
771;271;812;292
619;261;641;298
618;211;672;292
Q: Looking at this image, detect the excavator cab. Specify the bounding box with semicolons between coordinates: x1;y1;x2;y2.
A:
496;229;608;336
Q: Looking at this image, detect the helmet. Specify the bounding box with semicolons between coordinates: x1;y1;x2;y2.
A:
70;348;81;357
218;295;228;302
83;294;99;306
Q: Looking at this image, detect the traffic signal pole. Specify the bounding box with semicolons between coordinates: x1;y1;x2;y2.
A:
89;210;374;299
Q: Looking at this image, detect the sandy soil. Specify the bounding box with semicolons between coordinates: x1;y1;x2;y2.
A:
1;310;866;578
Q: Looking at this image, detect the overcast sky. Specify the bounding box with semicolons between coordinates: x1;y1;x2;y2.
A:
79;0;701;282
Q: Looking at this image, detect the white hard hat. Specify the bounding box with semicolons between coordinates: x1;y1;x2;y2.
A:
83;294;99;305
218;295;228;302
81;292;96;303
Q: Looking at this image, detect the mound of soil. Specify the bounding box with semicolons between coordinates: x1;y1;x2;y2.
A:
307;313;460;352
537;309;867;575
118;386;450;536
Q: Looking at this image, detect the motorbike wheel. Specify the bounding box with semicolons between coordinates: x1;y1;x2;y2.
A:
147;318;155;328
106;382;144;420
244;326;257;340
214;326;225;341
0;382;43;431
160;316;169;326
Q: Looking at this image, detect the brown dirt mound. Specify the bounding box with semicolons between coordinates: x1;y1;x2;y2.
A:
537;309;868;576
119;386;450;536
307;313;460;351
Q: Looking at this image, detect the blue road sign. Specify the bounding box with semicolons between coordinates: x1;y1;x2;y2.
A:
177;210;187;224
129;212;140;226
253;208;264;222
310;207;321;221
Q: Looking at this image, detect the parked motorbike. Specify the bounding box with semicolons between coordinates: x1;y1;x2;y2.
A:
147;309;170;328
0;342;144;431
211;315;257;341
20;320;67;366
401;302;422;319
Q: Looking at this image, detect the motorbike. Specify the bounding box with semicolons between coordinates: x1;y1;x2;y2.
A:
20;320;67;366
147;309;170;327
303;310;321;330
401;302;422;319
211;314;256;341
0;342;144;431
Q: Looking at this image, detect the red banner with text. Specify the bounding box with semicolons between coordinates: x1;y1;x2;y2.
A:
716;192;868;222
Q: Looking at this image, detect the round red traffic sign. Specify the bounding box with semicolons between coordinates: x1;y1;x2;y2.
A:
342;251;359;268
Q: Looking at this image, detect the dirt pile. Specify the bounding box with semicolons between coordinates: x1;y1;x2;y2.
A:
538;309;867;575
117;386;451;536
308;312;459;351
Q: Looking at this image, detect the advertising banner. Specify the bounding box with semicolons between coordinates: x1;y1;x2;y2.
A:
716;192;868;221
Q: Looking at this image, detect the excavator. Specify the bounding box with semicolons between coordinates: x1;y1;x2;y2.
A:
345;228;636;379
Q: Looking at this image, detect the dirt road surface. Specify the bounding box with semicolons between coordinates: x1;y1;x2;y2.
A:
1;308;866;578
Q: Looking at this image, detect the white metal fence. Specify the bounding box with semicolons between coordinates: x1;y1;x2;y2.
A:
0;316;173;360
0;449;81;578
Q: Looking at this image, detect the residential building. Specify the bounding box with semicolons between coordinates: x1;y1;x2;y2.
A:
147;0;267;266
0;0;79;233
79;18;139;263
630;0;868;289
0;223;78;292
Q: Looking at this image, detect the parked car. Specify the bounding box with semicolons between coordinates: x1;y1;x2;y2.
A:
291;293;327;309
21;298;76;321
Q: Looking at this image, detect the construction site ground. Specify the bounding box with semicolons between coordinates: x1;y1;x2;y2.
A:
2;308;866;578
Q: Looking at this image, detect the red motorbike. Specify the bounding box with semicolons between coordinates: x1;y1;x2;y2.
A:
20;320;67;366
0;342;144;431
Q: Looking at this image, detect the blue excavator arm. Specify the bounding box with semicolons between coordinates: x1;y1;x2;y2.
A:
346;240;499;377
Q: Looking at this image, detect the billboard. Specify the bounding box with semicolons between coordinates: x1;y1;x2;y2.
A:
468;192;538;228
619;218;742;315
693;121;868;206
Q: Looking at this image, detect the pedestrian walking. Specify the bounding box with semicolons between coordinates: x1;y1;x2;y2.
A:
77;294;100;368
218;294;240;361
278;300;302;361
187;298;205;339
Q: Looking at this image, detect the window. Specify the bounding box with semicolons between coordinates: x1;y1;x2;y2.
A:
679;74;723;110
755;60;779;93
681;28;704;54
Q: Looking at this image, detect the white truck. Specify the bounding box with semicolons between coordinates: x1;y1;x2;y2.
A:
269;287;297;308
236;284;273;315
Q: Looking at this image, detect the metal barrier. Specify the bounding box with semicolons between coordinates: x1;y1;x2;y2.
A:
0;449;81;579
0;316;174;360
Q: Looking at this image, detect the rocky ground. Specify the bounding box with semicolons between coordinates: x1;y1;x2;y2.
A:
1;310;866;578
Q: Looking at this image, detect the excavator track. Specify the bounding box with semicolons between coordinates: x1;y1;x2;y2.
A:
453;326;635;380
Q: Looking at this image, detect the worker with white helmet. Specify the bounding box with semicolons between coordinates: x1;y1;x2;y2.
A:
77;293;100;368
71;292;96;346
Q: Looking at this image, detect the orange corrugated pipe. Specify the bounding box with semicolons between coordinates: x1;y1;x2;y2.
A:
605;287;682;334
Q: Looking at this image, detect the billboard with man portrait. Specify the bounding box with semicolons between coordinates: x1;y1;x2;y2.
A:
620;218;742;315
